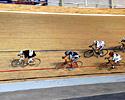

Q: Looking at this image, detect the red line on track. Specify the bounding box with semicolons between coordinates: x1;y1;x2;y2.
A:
0;66;96;73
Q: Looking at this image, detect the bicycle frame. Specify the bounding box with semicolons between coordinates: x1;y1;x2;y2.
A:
18;55;36;64
56;58;82;70
89;46;100;56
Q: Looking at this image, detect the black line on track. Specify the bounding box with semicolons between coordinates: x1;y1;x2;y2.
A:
0;71;125;82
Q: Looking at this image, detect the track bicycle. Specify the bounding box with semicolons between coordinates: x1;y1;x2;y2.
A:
11;57;41;67
55;57;83;70
84;45;108;58
97;57;125;71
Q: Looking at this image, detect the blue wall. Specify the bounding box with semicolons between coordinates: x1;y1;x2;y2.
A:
0;0;12;3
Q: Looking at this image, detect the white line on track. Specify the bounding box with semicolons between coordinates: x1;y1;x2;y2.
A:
0;10;125;16
0;74;125;93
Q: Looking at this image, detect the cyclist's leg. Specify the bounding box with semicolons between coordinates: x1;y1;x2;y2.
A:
28;57;34;63
111;60;118;69
71;57;79;68
105;58;114;68
19;55;24;63
105;58;111;64
62;55;70;65
98;46;104;56
28;54;36;63
24;57;28;64
94;47;100;56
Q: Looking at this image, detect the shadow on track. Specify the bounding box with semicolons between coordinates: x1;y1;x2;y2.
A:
64;92;125;100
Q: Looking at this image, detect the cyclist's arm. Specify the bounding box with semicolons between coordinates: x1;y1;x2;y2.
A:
89;43;95;47
17;54;24;58
62;55;68;60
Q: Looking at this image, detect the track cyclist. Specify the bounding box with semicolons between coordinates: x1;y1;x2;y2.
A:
17;50;36;65
62;50;80;68
90;40;105;56
105;51;122;69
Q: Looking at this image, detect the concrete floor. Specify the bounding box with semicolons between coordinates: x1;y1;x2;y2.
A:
0;82;125;100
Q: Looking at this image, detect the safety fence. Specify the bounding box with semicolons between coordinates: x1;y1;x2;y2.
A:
0;0;125;8
48;0;125;8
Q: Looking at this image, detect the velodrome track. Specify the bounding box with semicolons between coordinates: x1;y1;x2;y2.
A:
0;11;125;82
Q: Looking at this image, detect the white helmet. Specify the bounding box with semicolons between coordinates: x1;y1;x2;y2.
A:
122;37;125;40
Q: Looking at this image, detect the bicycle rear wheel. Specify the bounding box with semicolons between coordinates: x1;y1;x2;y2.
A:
113;45;122;52
97;62;113;71
84;50;94;58
11;59;25;67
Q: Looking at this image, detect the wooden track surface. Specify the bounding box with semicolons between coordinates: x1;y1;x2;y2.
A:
0;12;125;82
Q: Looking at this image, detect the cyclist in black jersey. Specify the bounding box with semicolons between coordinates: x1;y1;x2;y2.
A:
17;50;36;64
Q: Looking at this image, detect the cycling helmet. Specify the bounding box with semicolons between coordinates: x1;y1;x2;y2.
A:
19;50;23;55
65;50;73;55
94;40;97;43
17;50;23;56
122;37;125;40
121;37;125;41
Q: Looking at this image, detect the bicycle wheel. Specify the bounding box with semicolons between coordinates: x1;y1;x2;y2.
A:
11;59;19;67
11;59;25;67
100;49;108;57
113;45;123;52
97;62;113;71
74;61;83;68
119;46;125;52
84;50;94;58
29;58;41;67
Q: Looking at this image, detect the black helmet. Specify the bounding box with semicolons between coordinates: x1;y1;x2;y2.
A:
65;50;73;55
109;51;114;57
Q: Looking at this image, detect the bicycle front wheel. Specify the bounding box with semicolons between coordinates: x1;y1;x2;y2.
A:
31;58;41;67
11;59;20;67
84;50;94;58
